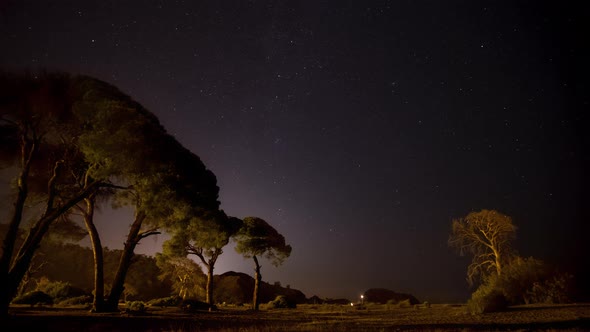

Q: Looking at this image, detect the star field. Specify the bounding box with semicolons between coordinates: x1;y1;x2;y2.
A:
1;1;588;302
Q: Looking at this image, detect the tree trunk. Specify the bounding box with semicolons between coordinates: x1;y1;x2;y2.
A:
104;211;146;312
493;247;502;275
16;270;30;297
0;179;99;317
206;264;214;311
0;138;36;317
82;194;106;312
252;255;262;311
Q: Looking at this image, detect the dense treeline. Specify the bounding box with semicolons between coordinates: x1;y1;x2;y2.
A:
0;71;291;315
21;242;173;302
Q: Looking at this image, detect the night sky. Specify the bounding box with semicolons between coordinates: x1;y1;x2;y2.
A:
1;1;588;303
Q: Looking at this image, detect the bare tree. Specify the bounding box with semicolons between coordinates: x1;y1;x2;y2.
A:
448;209;516;285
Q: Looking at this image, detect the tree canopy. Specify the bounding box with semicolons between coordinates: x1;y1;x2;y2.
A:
234;217;291;310
448;209;516;285
234;217;292;267
0;71;221;314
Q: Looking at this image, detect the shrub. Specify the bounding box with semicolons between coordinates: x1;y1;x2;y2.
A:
267;295;296;309
493;257;547;304
467;282;508;314
57;295;92;306
125;301;146;314
181;298;214;311
528;273;574;304
397;299;412;308
148;296;182;307
12;291;53;306
37;280;87;302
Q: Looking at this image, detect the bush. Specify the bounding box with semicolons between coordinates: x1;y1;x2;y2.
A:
57;295;92;306
37;280;88;302
125;301;146;314
396;299;412;308
12;291;53;306
148;296;182;307
487;257;574;305
528;273;574;304
181;298;214;311
467;282;508;314
493;257;547;304
267;295;296;309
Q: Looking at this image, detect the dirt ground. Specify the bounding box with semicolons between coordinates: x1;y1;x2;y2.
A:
2;303;589;331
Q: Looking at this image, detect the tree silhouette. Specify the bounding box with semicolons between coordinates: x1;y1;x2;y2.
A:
0;72;106;316
234;217;291;311
0;71;220;314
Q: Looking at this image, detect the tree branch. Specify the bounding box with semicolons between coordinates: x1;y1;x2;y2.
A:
137;229;161;240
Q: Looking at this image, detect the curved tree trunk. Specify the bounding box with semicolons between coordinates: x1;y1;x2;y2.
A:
0;170;99;317
82;194;106;312
104;211;146;312
252;255;262;311
0;138;36;317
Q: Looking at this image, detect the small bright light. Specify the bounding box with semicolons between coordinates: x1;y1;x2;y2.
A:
361;295;364;299
350;302;354;306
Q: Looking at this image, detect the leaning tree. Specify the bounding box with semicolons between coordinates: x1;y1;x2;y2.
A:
448;209;517;285
0;72;110;316
0;72;221;314
72;77;221;312
234;217;291;311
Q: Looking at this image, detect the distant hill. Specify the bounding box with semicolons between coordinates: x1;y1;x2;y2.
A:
213;271;307;305
364;288;420;304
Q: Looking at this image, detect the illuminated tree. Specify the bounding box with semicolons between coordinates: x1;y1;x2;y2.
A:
164;209;240;309
234;217;291;311
75;80;220;312
448;209;517;285
156;253;205;300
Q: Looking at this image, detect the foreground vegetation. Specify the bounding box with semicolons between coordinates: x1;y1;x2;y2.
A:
3;302;589;331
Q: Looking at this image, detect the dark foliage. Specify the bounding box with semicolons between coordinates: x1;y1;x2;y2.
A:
467;287;508;314
11;291;53;306
267;295;296;309
37;280;88;302
147;296;182;307
323;298;353;305
57;295;92;306
17;241;172;301
181;298;215;312
213;271;306;305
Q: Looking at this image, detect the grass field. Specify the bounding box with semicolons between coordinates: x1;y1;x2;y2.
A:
3;302;590;331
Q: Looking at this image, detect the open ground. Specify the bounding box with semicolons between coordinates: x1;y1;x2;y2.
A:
3;303;589;331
